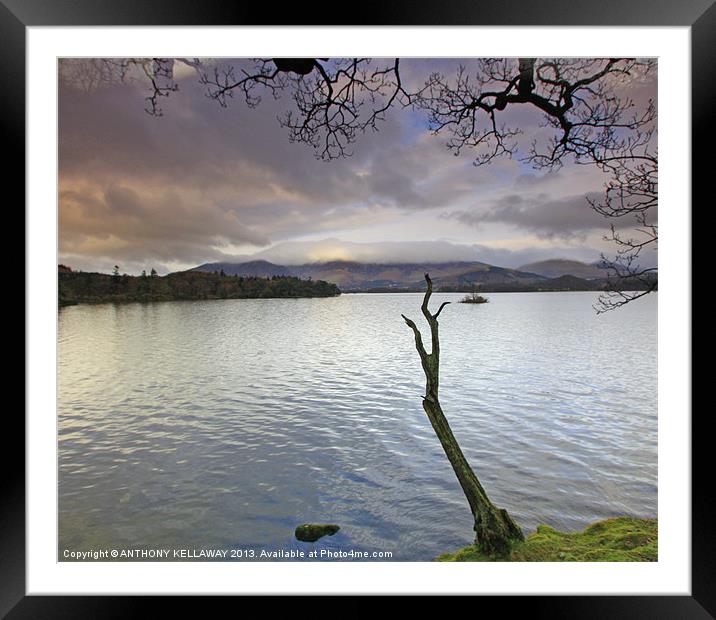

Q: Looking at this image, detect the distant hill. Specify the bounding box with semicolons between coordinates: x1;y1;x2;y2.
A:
426;265;545;289
517;259;610;280
61;261;657;305
192;260;547;291
191;258;659;294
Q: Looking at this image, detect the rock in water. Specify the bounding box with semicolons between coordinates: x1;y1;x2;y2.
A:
295;523;340;542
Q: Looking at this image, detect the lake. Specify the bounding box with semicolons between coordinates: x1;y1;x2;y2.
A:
58;292;657;561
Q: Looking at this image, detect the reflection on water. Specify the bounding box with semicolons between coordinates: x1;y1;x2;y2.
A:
59;292;657;560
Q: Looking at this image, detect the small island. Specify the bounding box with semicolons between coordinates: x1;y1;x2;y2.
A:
58;266;341;306
459;292;489;304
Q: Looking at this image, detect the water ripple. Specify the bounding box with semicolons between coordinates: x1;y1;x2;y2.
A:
59;292;657;560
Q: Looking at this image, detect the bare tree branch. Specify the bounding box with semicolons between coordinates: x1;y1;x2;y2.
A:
433;301;451;320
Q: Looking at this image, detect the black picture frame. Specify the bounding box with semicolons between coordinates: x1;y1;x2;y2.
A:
7;0;707;613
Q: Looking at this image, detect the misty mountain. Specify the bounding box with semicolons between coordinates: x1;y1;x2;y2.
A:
191;259;547;291
206;238;608;271
517;259;611;280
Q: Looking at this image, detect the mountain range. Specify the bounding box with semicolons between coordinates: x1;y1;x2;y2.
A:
517;259;611;279
190;258;634;292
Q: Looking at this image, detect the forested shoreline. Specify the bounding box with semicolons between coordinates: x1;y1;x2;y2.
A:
58;268;341;306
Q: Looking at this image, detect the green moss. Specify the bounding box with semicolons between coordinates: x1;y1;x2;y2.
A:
436;517;657;562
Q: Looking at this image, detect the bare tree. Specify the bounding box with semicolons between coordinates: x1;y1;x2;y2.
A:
402;273;523;555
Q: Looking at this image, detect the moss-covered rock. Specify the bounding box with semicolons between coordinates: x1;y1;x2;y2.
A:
436;517;657;562
295;523;341;542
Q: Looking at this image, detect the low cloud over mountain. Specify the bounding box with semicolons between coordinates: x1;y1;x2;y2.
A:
217;239;608;270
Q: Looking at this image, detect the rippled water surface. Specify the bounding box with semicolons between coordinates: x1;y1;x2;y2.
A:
59;292;657;560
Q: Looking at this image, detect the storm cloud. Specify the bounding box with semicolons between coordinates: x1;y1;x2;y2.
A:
447;192;618;239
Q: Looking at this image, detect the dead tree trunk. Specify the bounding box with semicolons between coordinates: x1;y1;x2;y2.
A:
401;273;524;556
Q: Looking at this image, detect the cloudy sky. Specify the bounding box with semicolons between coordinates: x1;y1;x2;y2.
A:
58;59;657;275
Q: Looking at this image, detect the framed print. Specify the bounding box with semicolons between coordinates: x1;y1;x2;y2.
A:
8;0;709;613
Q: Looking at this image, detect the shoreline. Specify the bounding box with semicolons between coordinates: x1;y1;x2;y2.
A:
59;293;341;308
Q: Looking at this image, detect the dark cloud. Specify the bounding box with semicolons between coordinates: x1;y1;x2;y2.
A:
447;192;637;239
